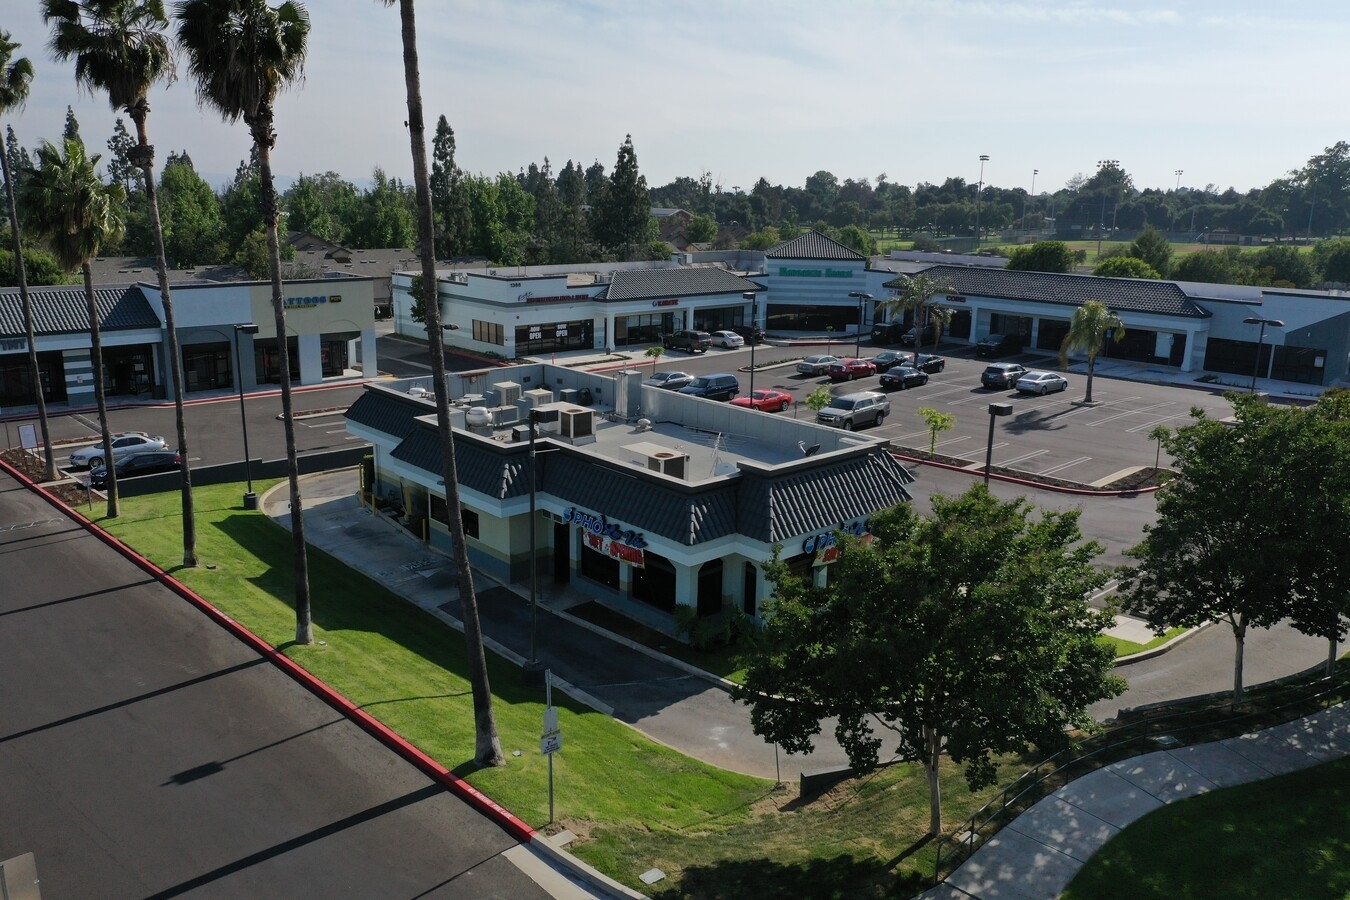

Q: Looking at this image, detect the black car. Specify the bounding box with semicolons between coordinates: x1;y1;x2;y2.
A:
678;373;740;402
870;350;911;373
732;324;766;345
88;450;181;490
981;363;1028;389
909;353;946;374
879;365;929;390
870;321;905;344
900;323;937;347
975;333;1024;357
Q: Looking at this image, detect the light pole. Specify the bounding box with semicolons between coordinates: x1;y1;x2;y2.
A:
233;324;260;510
1243;316;1284;394
743;291;758;398
1097;159;1118;259
974;154;989;248
984;402;1012;487
1175;169;1183;192
1023;168;1038;230
1307;189;1316;243
848;291;872;357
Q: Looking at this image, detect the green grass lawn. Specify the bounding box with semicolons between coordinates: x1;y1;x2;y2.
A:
1099;626;1188;657
1062;756;1350;899
94;481;1027;897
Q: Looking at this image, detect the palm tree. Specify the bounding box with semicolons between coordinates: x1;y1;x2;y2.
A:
879;272;952;348
1059;299;1124;404
926;304;954;353
20;137;125;516
175;0;314;643
377;0;503;767
44;0;200;566
0;33;58;482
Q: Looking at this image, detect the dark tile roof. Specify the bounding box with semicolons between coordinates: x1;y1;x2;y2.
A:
599;267;763;301
766;230;865;261
390;425;530;500
0;284;161;337
344;388;433;440
891;266;1210;319
738;449;915;543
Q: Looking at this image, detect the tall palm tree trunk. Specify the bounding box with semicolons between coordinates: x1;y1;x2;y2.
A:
128;102;196;566
82;261;118;518
394;0;503;766
1085;353;1096;404
251;113;312;645
1;139;56;481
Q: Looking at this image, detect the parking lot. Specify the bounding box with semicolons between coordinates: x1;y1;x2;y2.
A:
645;340;1239;486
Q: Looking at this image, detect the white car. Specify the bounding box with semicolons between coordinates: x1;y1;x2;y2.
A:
1015;371;1070;395
69;432;168;469
796;355;839;376
710;330;744;348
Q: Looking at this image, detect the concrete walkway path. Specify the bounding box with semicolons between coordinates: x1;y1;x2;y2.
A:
919;703;1350;899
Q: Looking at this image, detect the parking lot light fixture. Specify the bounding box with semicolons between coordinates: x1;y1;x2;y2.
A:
233;324;261;509
848;291;872;357
744;291;758;397
1242;316;1284;393
985;402;1013;486
975;155;989;247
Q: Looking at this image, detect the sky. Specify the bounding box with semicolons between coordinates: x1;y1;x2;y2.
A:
4;1;1349;198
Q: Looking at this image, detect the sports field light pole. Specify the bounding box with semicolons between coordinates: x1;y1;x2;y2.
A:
233;324;260;509
1023;168;1038;230
974;154;989;248
743;291;758;398
984;402;1013;487
848;291;872;357
1242;316;1283;394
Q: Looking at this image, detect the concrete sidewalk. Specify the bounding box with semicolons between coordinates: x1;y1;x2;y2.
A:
920;703;1350;899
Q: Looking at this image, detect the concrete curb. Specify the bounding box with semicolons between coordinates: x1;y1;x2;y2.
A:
893;452;1162;497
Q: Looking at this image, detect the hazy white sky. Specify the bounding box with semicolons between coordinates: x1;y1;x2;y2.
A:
5;1;1348;197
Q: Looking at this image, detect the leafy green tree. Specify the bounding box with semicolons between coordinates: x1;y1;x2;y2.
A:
735;488;1123;835
494;170;534;264
1005;240;1075;273
105;116;137;198
1120;394;1322;701
740;226;781;251
0;31;57;480
685;212;717;243
552;159;592;262
916;406;954;457
378;0;504;767
21;137;126;514
177;0;315;644
1312;237;1350;284
1058;300;1124;404
283;170;358;243
350;167;416;248
1128;225;1172;276
926;304;954;350
0;242;68;286
1092;256;1160;279
1246;243;1315;288
158;154;226;264
804;384;832;412
643;344;663;372
835;223;875;256
1171;247;1245;284
219;159;264;255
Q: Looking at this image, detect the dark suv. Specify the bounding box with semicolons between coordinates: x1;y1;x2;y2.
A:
981;363;1028;389
900;323;937;347
975;333;1024;357
678;373;740;401
663;330;711;353
870;321;905;344
732;324;766;345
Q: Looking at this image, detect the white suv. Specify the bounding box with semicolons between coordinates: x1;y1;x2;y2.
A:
815;391;890;431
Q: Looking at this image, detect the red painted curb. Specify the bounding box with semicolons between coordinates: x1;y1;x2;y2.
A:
0;457;535;844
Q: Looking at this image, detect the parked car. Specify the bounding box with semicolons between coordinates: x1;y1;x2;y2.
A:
709;330;744;349
879;365;929;390
88;450;182;490
870;321;905;344
642;370;694;390
900;323;937;347
981;363;1028;389
870;350;910;373
975;332;1024;357
678;373;740;401
69;431;167;469
732;324;766;345
827;358;877;381
815;391;890;431
909;353;946;374
1015;371;1070;395
662;330;711;353
796;355;839;376
730;389;793;412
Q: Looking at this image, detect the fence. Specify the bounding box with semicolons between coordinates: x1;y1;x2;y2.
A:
114;446;371;498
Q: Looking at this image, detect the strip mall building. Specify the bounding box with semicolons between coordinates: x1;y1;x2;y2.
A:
0;275;377;408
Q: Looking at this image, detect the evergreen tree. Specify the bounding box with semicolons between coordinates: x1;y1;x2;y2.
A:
1127;225;1172;276
593;134;649;258
554;159;592;262
219;158;264;252
63;104;81;142
583;159;605;203
159;153;226;265
105;117;137;198
283;170;358;243
350;167;416;248
528;157;565;264
5;126;32;215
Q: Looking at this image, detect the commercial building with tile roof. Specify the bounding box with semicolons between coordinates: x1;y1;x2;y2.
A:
345;366;913;631
0;273;377;407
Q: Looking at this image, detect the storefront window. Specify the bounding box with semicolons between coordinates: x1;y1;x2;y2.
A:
104;345;155;396
692;306;747;332
765;303;855;334
181;342;232;392
320;339;349;377
473;321;505;345
614;313;675;347
631;553;676;611
0;350;66;405
255;337;301;384
515;321;592;356
579;536;621;589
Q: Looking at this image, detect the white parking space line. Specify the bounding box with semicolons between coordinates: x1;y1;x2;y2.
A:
1000;448;1049;467
1086;401;1178;426
325;428;348;434
1038;456;1092;476
1125;414;1191;433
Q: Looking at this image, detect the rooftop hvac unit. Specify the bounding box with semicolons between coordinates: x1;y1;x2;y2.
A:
647;451;686;479
495;380;522;407
559;407;594;440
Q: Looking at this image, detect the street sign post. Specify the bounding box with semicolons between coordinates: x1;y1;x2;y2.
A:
541;670;558;823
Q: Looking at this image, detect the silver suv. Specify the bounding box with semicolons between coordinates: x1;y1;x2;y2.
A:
816;391;890;431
